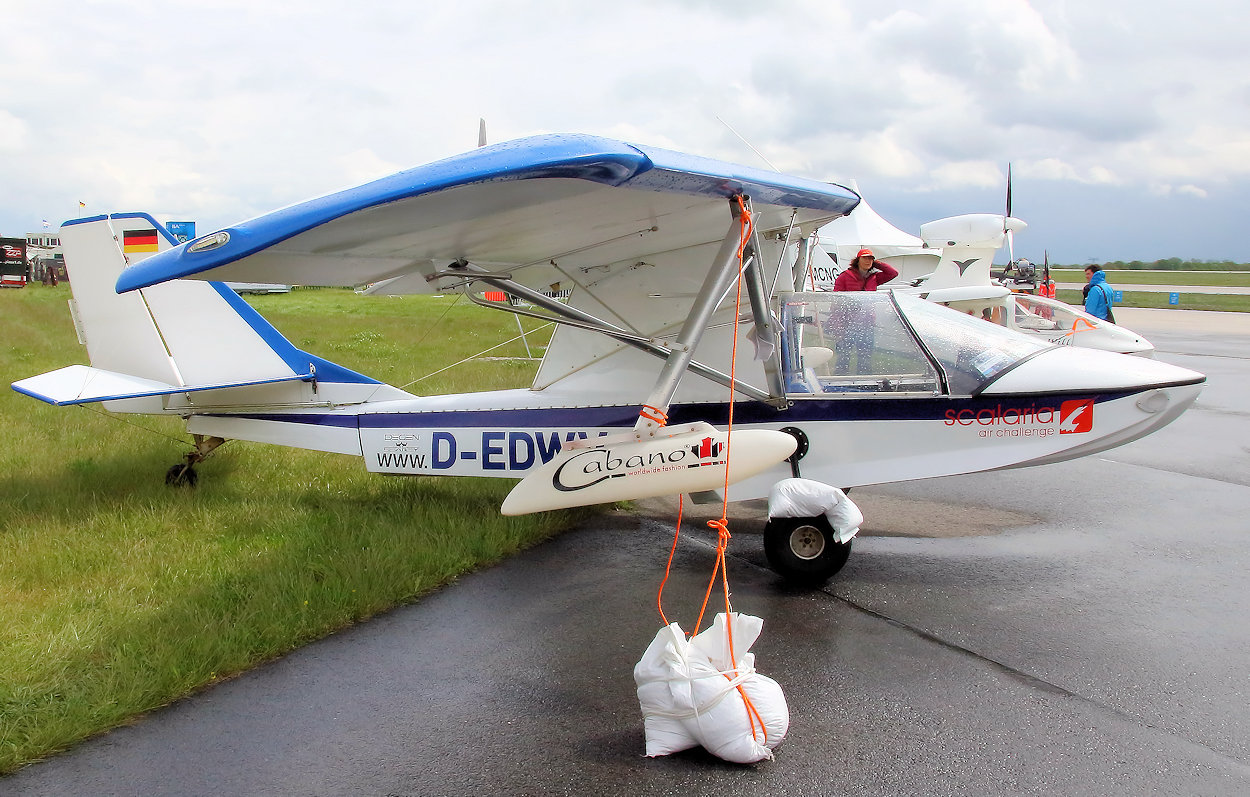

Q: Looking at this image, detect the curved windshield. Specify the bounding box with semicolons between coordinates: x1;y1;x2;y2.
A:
779;293;939;395
1014;293;1105;333
892;292;1051;394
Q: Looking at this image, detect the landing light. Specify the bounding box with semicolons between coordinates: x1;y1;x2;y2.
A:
188;231;231;253
1136;390;1170;414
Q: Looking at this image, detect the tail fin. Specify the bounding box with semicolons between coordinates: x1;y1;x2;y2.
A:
13;213;411;411
915;213;1025;304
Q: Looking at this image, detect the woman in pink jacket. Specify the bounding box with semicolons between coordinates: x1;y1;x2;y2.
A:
830;248;899;375
833;248;899;292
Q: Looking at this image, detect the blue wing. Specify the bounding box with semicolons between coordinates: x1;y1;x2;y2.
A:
114;133;859;293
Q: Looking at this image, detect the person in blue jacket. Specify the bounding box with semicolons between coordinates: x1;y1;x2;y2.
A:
1084;265;1116;322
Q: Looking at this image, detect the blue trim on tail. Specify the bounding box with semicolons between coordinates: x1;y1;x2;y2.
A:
208;282;380;385
13;370;315;407
61;212;182;246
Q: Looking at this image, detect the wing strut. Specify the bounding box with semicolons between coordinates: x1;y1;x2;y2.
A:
499;197;799;516
447;261;775;404
633;197;756;439
742;217;787;404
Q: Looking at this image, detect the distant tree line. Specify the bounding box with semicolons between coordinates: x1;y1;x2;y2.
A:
1055;258;1250;271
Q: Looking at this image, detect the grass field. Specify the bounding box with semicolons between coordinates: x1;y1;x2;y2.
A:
1054;289;1250;313
0;286;587;774
1047;268;1250;312
1050;269;1250;288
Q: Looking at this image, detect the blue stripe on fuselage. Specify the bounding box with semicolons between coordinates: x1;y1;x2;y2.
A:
207;390;1141;430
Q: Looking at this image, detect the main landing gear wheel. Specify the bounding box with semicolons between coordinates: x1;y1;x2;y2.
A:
763;515;852;587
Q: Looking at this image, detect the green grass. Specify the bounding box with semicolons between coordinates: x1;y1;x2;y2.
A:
1054;289;1250;313
245;288;553;393
1051;269;1250;288
1052;258;1250;271
0;286;586;774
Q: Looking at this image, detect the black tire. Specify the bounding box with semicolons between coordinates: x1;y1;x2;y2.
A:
763;515;852;587
164;463;198;488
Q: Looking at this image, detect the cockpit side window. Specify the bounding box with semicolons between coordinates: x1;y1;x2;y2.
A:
1016;294;1086;331
779;293;940;396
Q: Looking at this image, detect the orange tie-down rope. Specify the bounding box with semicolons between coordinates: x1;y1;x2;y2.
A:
639;404;668;426
654;195;767;745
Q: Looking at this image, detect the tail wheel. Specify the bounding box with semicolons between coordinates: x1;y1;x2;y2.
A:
163;435;225;488
764;515;852;587
164;464;198;488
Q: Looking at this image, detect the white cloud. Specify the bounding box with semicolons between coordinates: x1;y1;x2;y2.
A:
929;160;1004;189
336;149;406;189
0;0;1247;260
0;110;27;151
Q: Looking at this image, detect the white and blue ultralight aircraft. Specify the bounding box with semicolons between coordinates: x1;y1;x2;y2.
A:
13;134;1206;584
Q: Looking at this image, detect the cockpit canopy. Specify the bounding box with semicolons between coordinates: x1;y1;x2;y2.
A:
779;291;1051;397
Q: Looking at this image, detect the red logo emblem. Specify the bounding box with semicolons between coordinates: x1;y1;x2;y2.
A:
691;437;723;459
1058;399;1094;434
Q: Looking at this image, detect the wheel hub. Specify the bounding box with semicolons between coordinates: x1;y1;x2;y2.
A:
789;524;826;560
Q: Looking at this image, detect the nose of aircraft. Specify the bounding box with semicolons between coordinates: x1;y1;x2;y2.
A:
977;347;1205;465
1107;328;1156;357
979;346;1204;395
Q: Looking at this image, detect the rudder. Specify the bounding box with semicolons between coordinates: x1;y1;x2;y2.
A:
29;213;409;412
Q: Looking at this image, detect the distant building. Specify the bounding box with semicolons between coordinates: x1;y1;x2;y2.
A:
25;232;66;283
26;232;61;249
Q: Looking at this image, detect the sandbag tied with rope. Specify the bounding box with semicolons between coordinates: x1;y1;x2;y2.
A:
634;612;789;763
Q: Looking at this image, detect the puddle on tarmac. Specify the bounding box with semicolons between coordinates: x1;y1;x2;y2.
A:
628;492;1037;539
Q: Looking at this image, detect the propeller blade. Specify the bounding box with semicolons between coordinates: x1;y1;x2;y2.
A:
1005;162;1013;224
478;118;488;148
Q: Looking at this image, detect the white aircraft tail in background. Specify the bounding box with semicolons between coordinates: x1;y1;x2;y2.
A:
914;213;1026;304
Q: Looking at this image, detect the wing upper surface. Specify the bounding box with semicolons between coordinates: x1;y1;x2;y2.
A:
114;134;859;293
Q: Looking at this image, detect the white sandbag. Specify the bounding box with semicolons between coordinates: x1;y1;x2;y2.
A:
767;478;863;544
825;493;864;543
634;612;788;764
634;624;701;756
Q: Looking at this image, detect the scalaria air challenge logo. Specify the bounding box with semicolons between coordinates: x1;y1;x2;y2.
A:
943;398;1095;439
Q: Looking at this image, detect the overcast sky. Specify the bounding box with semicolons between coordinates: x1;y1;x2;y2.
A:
3;0;1247;263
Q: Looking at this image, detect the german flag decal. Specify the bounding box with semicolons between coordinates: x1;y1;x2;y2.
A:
123;229;159;253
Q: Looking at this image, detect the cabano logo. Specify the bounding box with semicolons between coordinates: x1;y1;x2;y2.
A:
552;436;726;492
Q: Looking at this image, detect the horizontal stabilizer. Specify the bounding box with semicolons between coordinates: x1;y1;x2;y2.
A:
500;424;796;515
12;364;312;407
